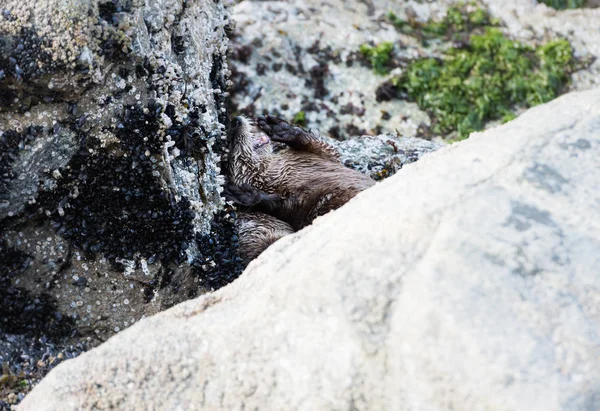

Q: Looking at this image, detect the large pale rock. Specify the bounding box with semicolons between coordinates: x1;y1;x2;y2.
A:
20;88;600;410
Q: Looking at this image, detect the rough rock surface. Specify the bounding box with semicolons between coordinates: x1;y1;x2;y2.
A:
0;0;237;403
333;134;441;180
20;87;600;410
229;0;600;140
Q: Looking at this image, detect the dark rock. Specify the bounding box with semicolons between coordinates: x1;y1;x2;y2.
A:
0;0;239;403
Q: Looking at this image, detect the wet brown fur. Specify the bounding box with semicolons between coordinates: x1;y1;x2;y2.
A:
228;115;375;232
236;212;294;264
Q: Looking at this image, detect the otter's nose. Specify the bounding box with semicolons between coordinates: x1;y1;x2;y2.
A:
232;116;244;128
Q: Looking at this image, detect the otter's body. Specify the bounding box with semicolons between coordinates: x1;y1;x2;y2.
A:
228;115;375;231
236;212;293;264
250;150;374;230
226;115;375;262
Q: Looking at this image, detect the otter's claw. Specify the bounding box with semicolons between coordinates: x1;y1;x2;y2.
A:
223;183;280;208
257;115;304;144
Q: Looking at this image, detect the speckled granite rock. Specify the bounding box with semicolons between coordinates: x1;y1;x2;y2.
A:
20;87;600;411
0;0;238;403
229;0;430;140
229;0;600;140
332;134;441;180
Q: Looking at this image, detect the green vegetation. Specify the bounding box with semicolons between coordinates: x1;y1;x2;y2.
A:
539;0;586;9
359;42;394;75
293;111;307;126
358;2;579;140
387;3;498;41
396;29;575;139
363;4;497;75
0;363;20;389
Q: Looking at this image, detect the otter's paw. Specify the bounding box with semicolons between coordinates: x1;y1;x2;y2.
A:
223;184;279;207
257;115;304;144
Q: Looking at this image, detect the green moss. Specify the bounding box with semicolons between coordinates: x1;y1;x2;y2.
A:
293;111;307;126
396;28;575;139
387;12;415;34
359;42;394;75
371;2;580;140
539;0;586;9
387;3;497;41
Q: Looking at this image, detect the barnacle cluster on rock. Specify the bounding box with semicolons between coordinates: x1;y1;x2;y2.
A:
1;0;242;403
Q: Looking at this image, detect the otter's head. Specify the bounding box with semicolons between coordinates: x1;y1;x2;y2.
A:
228;116;273;184
229;116;273;157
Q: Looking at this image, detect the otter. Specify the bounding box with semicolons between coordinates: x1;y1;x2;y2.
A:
225;115;375;262
235;211;294;264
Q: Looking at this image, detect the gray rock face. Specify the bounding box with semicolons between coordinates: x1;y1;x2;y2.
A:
333;134;441;180
229;0;600;140
20;87;600;410
229;0;430;140
0;0;239;402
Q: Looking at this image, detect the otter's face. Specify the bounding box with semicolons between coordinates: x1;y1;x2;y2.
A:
228;116;273;185
230;116;273;157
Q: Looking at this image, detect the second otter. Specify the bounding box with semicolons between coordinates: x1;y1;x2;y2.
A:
226;115;375;262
